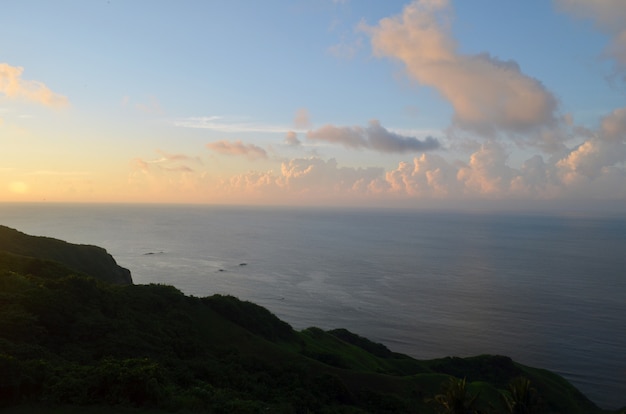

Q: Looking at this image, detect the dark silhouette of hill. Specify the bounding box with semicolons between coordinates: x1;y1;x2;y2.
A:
0;225;131;285
0;226;616;413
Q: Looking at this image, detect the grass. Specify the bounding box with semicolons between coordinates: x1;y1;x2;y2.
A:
0;224;615;413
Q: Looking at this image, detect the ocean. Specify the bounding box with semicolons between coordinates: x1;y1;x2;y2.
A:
1;203;625;409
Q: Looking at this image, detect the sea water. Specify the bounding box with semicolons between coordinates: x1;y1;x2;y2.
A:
1;203;625;409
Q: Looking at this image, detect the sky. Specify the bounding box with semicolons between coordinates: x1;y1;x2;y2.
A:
1;0;626;211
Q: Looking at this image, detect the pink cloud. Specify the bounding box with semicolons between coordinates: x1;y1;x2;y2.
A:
207;140;268;160
285;131;301;146
365;1;558;137
0;63;69;108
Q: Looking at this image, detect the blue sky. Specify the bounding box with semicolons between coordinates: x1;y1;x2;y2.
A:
1;0;625;209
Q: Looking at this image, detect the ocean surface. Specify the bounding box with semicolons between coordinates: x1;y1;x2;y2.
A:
1;203;625;409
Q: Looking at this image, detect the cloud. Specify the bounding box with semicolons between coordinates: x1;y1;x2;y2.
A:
279;157;385;194
457;142;517;195
129;155;199;196
555;0;626;75
600;107;626;141
307;119;440;153
365;1;558;137
285;131;301;146
384;110;626;201
556;139;626;180
131;150;200;175
135;96;165;115
155;149;203;164
130;108;626;204
328;36;363;59
0;63;69;108
207;140;268;160
386;153;461;197
174;116;293;134
293;108;311;129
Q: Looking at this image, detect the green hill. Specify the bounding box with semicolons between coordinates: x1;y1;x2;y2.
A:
0;225;131;285
0;226;618;413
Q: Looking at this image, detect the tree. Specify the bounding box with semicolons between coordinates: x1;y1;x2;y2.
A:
501;376;540;414
428;377;482;414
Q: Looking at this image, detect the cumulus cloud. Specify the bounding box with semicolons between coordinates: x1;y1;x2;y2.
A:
365;1;558;137
457;142;517;195
600;107;626;141
0;63;69;108
386;153;461;197
131;107;626;204
557;139;626;181
279;157;386;194
555;0;626;75
383;112;626;201
207;140;268;160
201;156;389;204
307;119;440;153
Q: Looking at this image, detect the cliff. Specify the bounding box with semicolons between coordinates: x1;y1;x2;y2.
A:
0;225;132;285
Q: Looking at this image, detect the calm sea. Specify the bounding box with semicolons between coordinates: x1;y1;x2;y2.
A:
1;203;625;409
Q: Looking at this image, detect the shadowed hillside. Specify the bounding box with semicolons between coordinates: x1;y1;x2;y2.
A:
0;226;617;413
0;225;131;285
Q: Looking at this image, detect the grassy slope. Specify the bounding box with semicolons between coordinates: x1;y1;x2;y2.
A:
0;225;131;285
0;227;617;413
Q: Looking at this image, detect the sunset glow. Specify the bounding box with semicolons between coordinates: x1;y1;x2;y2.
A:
1;1;625;209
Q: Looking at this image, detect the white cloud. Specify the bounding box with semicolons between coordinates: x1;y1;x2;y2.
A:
174;116;296;134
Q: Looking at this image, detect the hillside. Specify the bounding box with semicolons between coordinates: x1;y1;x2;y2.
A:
0;226;617;413
0;225;131;285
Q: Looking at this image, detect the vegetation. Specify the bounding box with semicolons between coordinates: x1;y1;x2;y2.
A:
0;225;620;413
501;376;541;414
0;225;131;285
427;377;482;414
